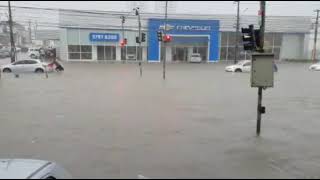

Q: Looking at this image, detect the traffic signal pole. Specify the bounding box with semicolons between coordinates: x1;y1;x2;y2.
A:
163;1;168;80
256;1;266;136
8;1;16;63
312;10;320;62
134;8;142;77
234;1;240;64
121;15;126;63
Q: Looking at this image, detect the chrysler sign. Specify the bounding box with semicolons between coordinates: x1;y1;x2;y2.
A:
176;25;211;31
159;24;211;31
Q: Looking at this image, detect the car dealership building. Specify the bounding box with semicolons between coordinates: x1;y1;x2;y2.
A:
58;10;312;62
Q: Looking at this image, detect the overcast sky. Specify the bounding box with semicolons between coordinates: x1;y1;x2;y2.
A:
0;1;320;16
0;1;319;30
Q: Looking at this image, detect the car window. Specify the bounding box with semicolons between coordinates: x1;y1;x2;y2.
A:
243;62;251;66
237;61;246;65
13;61;26;65
25;60;38;64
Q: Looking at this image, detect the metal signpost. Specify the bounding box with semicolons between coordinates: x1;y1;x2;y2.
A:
241;1;274;136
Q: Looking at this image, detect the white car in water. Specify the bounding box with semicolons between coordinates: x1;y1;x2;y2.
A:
225;60;251;73
309;62;320;71
0;159;72;179
189;53;202;63
1;59;47;73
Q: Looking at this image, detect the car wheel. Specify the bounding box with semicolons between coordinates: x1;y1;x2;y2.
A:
35;68;44;73
3;68;12;73
235;69;242;72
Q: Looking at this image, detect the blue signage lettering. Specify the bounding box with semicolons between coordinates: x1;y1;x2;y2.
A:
89;33;119;42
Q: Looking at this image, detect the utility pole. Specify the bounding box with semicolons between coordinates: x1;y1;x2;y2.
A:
312;9;320;62
163;1;168;80
234;1;240;64
259;1;265;52
8;1;15;63
34;20;38;40
28;20;32;43
134;7;142;76
120;15;126;62
256;1;266;136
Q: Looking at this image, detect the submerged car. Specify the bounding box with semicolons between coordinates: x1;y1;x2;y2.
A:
309;63;320;71
189;53;202;63
225;60;251;72
225;60;278;73
1;59;47;73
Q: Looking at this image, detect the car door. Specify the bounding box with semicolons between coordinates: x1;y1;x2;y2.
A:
242;62;251;72
24;60;38;72
11;60;27;73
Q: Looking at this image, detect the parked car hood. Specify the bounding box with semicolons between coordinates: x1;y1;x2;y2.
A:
0;159;50;179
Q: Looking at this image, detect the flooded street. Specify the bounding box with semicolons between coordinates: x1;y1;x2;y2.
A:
0;62;319;178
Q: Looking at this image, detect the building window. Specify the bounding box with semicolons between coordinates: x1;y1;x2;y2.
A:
97;46;116;60
221;32;228;46
68;45;92;60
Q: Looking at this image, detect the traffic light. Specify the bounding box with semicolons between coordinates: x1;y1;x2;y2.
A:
157;31;163;42
241;24;256;51
120;38;127;47
136;36;140;43
163;34;172;43
141;33;146;42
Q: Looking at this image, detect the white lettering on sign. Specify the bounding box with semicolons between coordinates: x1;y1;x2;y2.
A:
176;25;211;31
90;33;119;41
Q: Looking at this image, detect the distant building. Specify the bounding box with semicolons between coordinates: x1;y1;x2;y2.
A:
0;21;27;46
59;9;313;62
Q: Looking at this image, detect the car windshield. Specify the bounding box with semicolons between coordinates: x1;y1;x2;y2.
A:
237;61;248;65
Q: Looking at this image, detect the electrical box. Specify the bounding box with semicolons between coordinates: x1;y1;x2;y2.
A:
251;53;274;88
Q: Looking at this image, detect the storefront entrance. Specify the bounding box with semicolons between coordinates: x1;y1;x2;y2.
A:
173;47;188;62
97;46;116;60
160;36;209;62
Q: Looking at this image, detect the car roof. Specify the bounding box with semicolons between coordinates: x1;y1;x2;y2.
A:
15;59;41;62
0;159;51;179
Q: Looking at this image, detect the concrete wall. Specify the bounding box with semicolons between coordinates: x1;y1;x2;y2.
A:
59;28;68;61
305;32;320;59
280;34;305;60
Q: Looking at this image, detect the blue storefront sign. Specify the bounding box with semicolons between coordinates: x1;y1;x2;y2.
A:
148;19;220;62
89;33;120;42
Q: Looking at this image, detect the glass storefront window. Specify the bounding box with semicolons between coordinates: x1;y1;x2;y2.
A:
221;32;228;46
97;46;116;60
68;45;80;53
68;45;92;60
274;33;283;46
127;46;137;61
227;47;235;60
69;53;80;60
81;53;92;59
220;47;227;60
81;46;92;52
